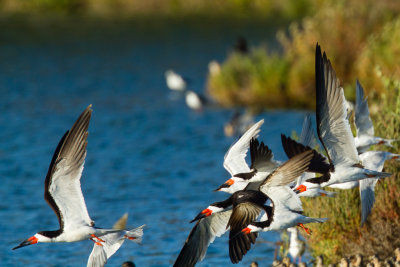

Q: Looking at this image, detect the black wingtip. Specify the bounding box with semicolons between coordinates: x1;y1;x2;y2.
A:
213;183;230;192
189;213;205;223
281;134;331;174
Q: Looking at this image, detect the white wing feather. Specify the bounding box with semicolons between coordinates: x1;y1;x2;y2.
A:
316;47;359;166
46;106;94;231
359;151;398;225
355;80;374;137
87;225;145;267
50;161;92;231
264;186;303;212
223;119;264;175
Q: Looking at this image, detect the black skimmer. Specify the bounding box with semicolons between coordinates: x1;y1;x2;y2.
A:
173;120;268;266
226;151;315;263
284;116;335;198
165;69;187;91
87;213;144;267
293;44;391;193
240;184;328;235
358;151;399;225
216;120;280;194
12;105;145;266
87;225;144;267
173;209;237;267
287;227;306;263
216;119;268;193
354;80;396;153
227;151;326;261
178;150;314;265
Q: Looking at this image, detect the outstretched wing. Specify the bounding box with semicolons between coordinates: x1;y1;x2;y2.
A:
87;243;108;267
87;225;145;267
359;151;396;225
45;105;94;232
228;203;260;263
315;44;359;166
299;114;318;148
281;134;331;174
260;150;314;191
173;210;232;267
355;80;374;137
223;120;264;175
264;186;303;212
250;138;279;172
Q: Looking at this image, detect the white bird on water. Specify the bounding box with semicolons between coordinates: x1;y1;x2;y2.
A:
12;105;144;267
165;69;187;91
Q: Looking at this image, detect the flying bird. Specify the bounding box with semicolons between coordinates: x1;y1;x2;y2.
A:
354;80;396;153
12;105;144;267
294;44;391;193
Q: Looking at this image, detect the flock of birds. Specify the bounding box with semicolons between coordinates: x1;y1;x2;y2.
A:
172;43;398;267
11;43;398;267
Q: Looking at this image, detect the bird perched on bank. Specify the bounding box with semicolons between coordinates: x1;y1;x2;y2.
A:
316;255;325;267
12;105;144;267
287;227;306;264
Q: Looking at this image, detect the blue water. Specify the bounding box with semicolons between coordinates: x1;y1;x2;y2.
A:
0;20;308;266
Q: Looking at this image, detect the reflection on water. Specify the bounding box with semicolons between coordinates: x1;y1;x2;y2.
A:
0;18;308;266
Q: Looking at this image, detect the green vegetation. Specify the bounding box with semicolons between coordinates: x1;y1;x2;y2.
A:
207;0;400;109
301;73;400;263
0;0;312;19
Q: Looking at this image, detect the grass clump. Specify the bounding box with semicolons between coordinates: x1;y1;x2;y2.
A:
0;0;313;19
208;48;291;108
207;0;400;109
301;73;400;263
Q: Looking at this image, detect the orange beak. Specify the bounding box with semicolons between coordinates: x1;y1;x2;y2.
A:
201;208;212;217
241;227;251;235
214;179;235;191
13;236;38;250
294;184;307;193
190;208;213;223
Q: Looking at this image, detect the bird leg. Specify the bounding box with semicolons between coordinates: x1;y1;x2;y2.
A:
90;238;103;246
297;223;311;235
90;234;105;243
124;234;137;240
